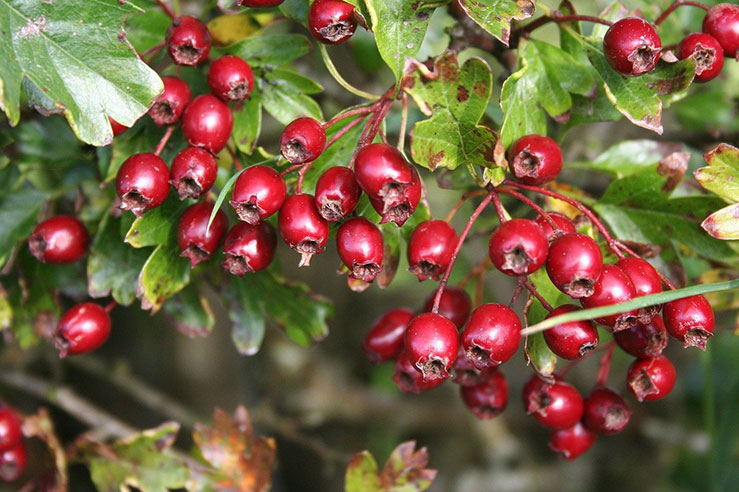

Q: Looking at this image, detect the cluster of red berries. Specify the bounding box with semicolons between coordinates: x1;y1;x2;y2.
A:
0;408;25;482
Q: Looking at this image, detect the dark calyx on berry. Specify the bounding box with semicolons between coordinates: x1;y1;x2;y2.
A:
230;165;287;224
149;76;191;126
29;215;89;264
393;351;444;394
54;302;112;357
614;315;669;359
603;17;662;76
626;355;676;402
678;33;725;83
581;264;639;332
509;135;563;185
314;166;362;222
460;369;508;419
177;202;228;267
546;233;603;298
488;218;549;276
663;294;715;350
583;387;630;435
404;312;459;382
170;147;218;200
543;304;599;360
116;153;170;217
222;221;277;275
407;219;458;282
702;3;739;58
207;55;254;102
166;16;211;66
309;0;358;45
336;217;384;282
280;117;326;164
278;193;329;267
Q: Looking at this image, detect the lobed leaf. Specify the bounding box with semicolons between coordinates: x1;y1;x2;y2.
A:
457;0;535;45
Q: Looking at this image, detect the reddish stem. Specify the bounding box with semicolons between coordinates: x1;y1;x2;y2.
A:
226;146;243;171
595;342;616;387
325;114;369;150
509;278;526;308
445;190;488;223
497;188;560;231
296;160;315;194
517;12;613;37
323;106;374;129
523;279;553;312
156;0;176;19
142;41;166;63
490;190;508;222
104;300;118;314
615;241;678;290
655;1;709;26
153;126;174;157
280;163;302;176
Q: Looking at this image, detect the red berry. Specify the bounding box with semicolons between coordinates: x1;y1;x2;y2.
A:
28;216;89;264
0;409;22;452
207;55;254;102
363;308;413;364
422;286;472;330
116;153;170;217
549;422;596;461
182;94;234;154
177;202;228;267
149;76;191;126
170;147;218;200
521;373;549;409
460;303;521;369
526;378;584;429
407;220;458;282
230;165;287;225
627;355;676;402
309;0;357;45
583;387;631;435
488;218;548;276
678;33;725;83
239;0;284;6
546;233;603;298
314;166;361;222
109;117;129;136
278;193;329;267
336;217;384;282
452;348;492;387
0;443;26;482
581;264;639;331
54;303;111;357
702;3;739;58
508;135;563;185
603;17;662;76
222;221;277;276
392;351;444;394
663;295;714;350
460;369;508;419
166;16;211;66
405;313;459;382
535;212;576;242
280;117;326;164
543;305;599;360
616;257;663;322
614;316;669;359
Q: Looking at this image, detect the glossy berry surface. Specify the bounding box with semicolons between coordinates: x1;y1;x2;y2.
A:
239;0;284;6
663;295;715;350
278;193;329;267
509;135;563;185
149;76;191;126
422;286;472;330
222;221;277;275
336;217;384;282
549;422;596;461
166;16;211;66
181;94;234;154
581;264;639;331
363;308;413;364
177;202;228;267
525;379;584;430
461;303;521;369
170;147;218;200
603;17;662;76
0;444;26;482
109;117;129;136
55;303;111;357
543;304;599;360
452;349;491;387
535;212;576;242
546;233;603;298
627;355;676;402
116;153;170;217
702;3;739;58
407;220;458;282
309;0;357;45
280;117;326;164
314;166;361;221
678;32;725;83
29;215;89;264
460;369;508;419
488;218;548;276
393;351;444;394
617;256;663;321
0;410;22;452
208;55;254;101
405;313;459;382
614;316;669;359
583;387;631;435
230;165;286;225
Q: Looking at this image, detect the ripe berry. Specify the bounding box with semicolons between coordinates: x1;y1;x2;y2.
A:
627;355;676;402
336;217;384;282
208;55;254;102
109;117;129;136
239;0;284;6
581;264;639;331
452;348;491;387
583;387;631;435
182;94;234;154
407;220;458;282
461;303;521;369
613;316;668;359
54;303;111;357
546;233;603;298
677;33;725;83
405;313;459;382
354;143;421;226
549;422;596;461
603;17;662;76
149;76;191;126
702;3;739;58
460;369;508;419
422;286;472;330
230;165;287;225
278;193;329;267
0;444;26;482
28;216;89;264
170;147;218;200
616;257;663;322
508;135;563;185
663;295;714;350
222;222;277;275
309;0;357;45
177;202;228;267
280;117;326;164
0;409;22;452
363;308;413;364
525;378;584;429
166;16;211;66
488;218;548;276
535;212;576;242
393;351;444;394
543;305;599;360
116;153;170;217
314;166;361;221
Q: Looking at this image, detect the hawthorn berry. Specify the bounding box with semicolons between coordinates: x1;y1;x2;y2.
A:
603;17;662;76
181;94;234;154
663;295;714;350
393;351;444;394
222;221;277;275
407;220;458;282
543;305;599;360
363;308;413;364
508;135;563;185
452;348;491;387
208;55;254;102
177;202;228;267
535;212;576;242
405;313;459;382
627;355;677;402
170;147;218;200
525;378;584;430
488;218;549;276
149;76;191;126
460;369;509;419
28;215;89;264
422;286;472;330
309;0;357;45
613;316;669;359
109;117;129;136
702;3;739;58
314;166;362;222
280;117;326;164
278;193;330;267
461;303;521;369
549;422;596;461
336;217;384;282
617;257;663;322
0;444;26;482
583;387;631;435
677;33;725;83
0;409;22;452
116;153;170;217
166;16;211;66
230;165;287;225
239;0;284;6
581;264;639;331
54;303;112;357
546;233;603;298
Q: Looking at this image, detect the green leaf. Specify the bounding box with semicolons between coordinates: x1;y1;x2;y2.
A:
137;243;191;312
279;0;310;25
125;195;189;248
163;285;215;338
345;451;382;492
261;69;322;125
0;186;45;269
226;278;267;356
695;143;739;204
0;0;163;146
232;95;262;155
567;139;685;178
525;269;570;377
215;34;311;67
457;0;534;45
125;1;171;53
345;441;436;492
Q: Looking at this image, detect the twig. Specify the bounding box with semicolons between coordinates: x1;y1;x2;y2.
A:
490;190;508;222
523;278;553;312
153;126;174;157
655;1;709;26
595;342;616;387
156;0;176;20
497;188;560;231
323;106;373;129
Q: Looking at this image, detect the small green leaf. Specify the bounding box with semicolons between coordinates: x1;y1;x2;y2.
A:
458;0;534;45
346;441;436;492
695;143;739;204
345;451;382;492
215;34;312;67
232;94;262;154
0;186;46;269
137;243;191;312
261;69;322;125
125;195;190;248
163;285;215;338
226;278;267;356
567;139;685;178
125;1;171;53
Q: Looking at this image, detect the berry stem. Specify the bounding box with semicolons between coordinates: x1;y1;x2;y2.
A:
497;188;561;232
280;163;303;176
509;278;526;308
226;146;244;171
325;113;368;150
523;278;553;312
104;300;118;314
516;12;613;38
655;1;709;26
142;41;166;62
615;240;678;290
445;190;488;223
318;44;382;101
156;0;176;20
595;342;616;387
296;160;315;194
323;106;374;130
398;93;409;152
153;126;175;156
490;190;509;222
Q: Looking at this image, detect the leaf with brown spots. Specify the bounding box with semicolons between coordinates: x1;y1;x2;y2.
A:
458;0;535;45
695;144;739;240
345;441;436;492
